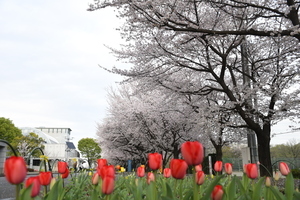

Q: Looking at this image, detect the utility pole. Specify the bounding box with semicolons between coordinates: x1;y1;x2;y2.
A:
241;39;259;164
240;1;259;164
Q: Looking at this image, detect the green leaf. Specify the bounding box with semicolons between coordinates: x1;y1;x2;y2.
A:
226;175;237;199
200;175;224;200
269;186;285;200
19;185;33;200
146;182;156;200
285;173;295;200
235;177;251;200
161;197;175;200
165;182;175;199
293;190;300;200
252;177;264;200
45;180;59;200
183;190;193;200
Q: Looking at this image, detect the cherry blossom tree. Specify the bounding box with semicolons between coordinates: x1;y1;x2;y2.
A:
89;0;300;176
97;83;199;167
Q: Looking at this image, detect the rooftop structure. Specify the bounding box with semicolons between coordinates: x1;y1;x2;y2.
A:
35;127;72;143
20;127;59;144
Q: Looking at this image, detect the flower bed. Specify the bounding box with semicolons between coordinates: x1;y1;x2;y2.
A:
3;140;300;200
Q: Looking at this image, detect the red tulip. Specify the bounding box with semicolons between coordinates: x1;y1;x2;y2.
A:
92;173;99;185
224;163;233;175
61;168;69;179
25;176;41;197
181;141;204;166
195;164;202;172
245;163;258;179
163;168;171;178
97;159;108;169
137;166;145;177
102;176;114;194
99;165;115;179
170;159;188;179
4;156;27;184
279;162;290;176
214;161;223;172
57;161;67;174
148;153;162;170
39;171;52;186
147;172;155;184
211;185;224;200
195;171;205;185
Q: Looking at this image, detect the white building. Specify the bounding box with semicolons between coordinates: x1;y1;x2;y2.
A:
35;127;72;143
19;127;79;170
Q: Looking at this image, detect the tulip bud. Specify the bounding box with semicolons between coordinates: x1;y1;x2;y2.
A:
279;162;290;176
92;173;99;185
97;159;108;169
265;177;271;187
224;163;233;175
214;161;223;172
163;168;171;178
99;165;115;179
147;172;155;184
243;164;247;173
211;185;224;200
102;176;114;194
57;161;67;174
148;153;162;170
50;177;56;189
25;176;41;197
115;165;121;170
245;163;258;179
39;171;52;186
137;166;145;177
195;171;205;185
61;168;69;179
97;159;108;175
181;141;204;166
4;156;27;185
170;159;188;179
195;164;202;172
274;172;280;181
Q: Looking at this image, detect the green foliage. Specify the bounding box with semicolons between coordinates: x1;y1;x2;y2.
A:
222;146;242;158
11;132;45;157
78;138;102;167
291;169;300;179
271;140;300;159
0;117;22;144
8;170;300;200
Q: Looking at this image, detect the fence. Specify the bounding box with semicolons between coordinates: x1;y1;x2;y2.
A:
222;157;300;172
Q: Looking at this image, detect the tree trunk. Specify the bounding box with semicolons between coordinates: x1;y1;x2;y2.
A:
256;125;273;177
173;143;180;159
215;144;223;161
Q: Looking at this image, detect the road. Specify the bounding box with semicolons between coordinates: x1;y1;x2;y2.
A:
0;175;20;200
0;173;77;200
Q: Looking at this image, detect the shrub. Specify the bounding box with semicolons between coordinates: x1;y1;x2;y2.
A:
291;168;300;179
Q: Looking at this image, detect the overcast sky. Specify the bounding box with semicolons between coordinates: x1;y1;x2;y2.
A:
0;1;298;148
0;0;124;147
